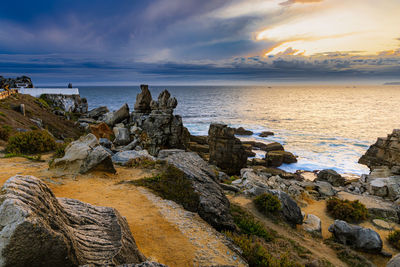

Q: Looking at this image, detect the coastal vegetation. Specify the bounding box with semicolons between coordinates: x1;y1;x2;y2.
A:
326;197;369;223
6;130;56;154
388;230;400;250
254;193;282;214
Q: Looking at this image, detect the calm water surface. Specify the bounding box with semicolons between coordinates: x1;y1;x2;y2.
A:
78;85;400;175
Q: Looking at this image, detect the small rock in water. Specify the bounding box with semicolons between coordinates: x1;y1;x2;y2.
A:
259;131;274;137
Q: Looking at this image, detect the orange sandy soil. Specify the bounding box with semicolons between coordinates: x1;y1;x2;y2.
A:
0;154;245;267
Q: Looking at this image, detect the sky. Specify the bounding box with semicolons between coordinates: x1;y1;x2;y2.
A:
0;0;400;85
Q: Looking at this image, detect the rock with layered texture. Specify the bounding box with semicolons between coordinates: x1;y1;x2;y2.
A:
208;124;248;175
87;106;109;119
90;122;114;140
52;134;116;174
41;94;88;114
113;127;131;146
131;90;185;156
134;84;152;113
162;150;235;231
267;189;303;225
0;175;146;266
112;150;155;166
359;129;400;171
103;104;130;127
265;151;297;167
328;220;382;252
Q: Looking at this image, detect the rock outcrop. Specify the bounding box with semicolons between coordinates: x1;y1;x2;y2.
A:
131;88;185;156
265;151;297;167
87;106;109;119
315;169;345;187
359;129;400;172
52;133;116;174
0;75;33;88
159;150;235;231
328;220;383;252
90;122;114;140
234;127;253;136
112;150;155;166
0;175;146;266
134;84;152;113
387;253;400;267
40;94;88;114
208;124;248;175
267;189;303;225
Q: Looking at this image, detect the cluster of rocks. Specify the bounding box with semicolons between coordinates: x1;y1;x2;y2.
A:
0;75;33;88
40;94;88;115
0;175;165;266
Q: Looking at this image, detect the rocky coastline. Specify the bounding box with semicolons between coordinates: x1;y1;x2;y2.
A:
0;84;400;266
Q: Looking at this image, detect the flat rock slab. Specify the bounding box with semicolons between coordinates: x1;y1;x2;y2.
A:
0;175;145;266
372;219;393;230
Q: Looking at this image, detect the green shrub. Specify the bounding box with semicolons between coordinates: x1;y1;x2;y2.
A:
254;193;282;214
224;231;300;267
326;198;368;223
126;157;158;169
388;230;400;250
0;125;12;140
231;204;274;241
6;130;57;154
0;111;5;117
132;165;200;212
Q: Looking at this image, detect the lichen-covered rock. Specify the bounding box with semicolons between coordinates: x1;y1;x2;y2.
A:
359;129;400;171
134;84;152;113
266;189;303;225
103;104;130;127
303;214;322;234
163;150;235;230
315;169;345;187
52;133;116;174
113;127;131;146
0;175;146;266
208;124;248;175
328;220;382;252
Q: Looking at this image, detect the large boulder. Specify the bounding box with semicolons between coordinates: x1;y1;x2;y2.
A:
0;175;146;266
112;150;155;166
265;151;297;167
103;104;130;127
359;129;400;171
328;220;382;252
234;127;253;136
208;124;248;175
303;214;322;234
113;127;131;146
52;134;116;174
40;94;88;114
266;189;303;225
160;150;235;231
315;169;345;186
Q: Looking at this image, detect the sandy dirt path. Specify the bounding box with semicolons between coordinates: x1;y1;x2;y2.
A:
0;156;246;267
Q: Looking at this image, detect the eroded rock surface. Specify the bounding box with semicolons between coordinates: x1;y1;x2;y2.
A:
52;133;116;174
0;175;146;266
208;124;248;175
359;129;400;171
162;150;235;231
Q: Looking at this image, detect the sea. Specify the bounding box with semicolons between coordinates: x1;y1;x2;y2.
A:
77;85;400;176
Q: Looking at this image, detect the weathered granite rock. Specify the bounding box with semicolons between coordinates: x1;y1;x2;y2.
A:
303;214;322;234
104;104;130;127
234;127;253;136
87;106;109;119
90;122;114;140
315;169;345;187
52;134;116;174
328;220;383;252
99;138;113;149
0;175;145;266
266;189;303;225
134;84;152;113
367;176;400;200
113;127;131;146
163;151;235;230
132;90;185;156
208;124;248;175
387;253;400;267
315;181;336;197
112;150;155;166
359;129;400;171
41;94;88;113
